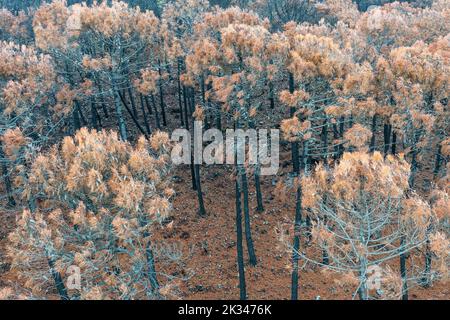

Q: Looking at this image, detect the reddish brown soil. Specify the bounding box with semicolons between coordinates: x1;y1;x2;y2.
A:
149;158;449;300
0;95;448;300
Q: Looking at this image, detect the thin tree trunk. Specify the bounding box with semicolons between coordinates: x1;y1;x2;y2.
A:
45;249;69;300
140;94;152;135
289;73;300;174
146;239;160;294
150;93;161;129
158;63;167;126
195;163;207;217
241;170;257;266
269;81;275;109
183;86;190;131
90;99;99;130
434;144;442;176
127;86;138;118
235;179;247;300
291;185;302;300
118;91;148;137
0;142;15;207
112;87;128;141
177;59;184;127
391;130;397;155
254;166;264;212
370;115;377;152
400;237;408;300
383;123;391;157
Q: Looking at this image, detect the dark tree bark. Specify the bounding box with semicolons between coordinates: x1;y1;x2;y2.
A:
0;141;15;207
150;93;161;129
235;179;247;300
291;185;302;300
241;170;257;266
158;63;167;126
289;73;300;174
383;123;392;157
47;253;69;300
195;163;207;217
140;94;152;135
400;237;408;300
370;115;377;152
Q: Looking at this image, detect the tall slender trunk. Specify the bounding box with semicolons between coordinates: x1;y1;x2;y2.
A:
195;164;206;217
150;93;161;129
0;142;15;207
90;99;99;130
269;81;275;109
409;147;418;188
146;239;160;294
127;86;138;118
140;94;152;135
338;116;345;157
422;228;432;288
434;144;442;176
112;87;128;141
322;118;329;160
254;166;264;212
158;63;167;126
400;237;408;300
383;123;392;157
391;130;397;155
144;95;153;115
358;258;368;300
370;115;377;152
47;252;69;300
118;91;148;137
291;184;302;300
241;170;257;266
177;60;184;127
235;179;247;300
289;73;300;174
72;104;81;133
183;86;190;131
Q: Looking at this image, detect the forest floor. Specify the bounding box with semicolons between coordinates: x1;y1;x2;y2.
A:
148;158;449;300
0;94;448;300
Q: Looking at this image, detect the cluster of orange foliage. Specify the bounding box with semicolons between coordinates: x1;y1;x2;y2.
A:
0;0;448;300
7;128;176;299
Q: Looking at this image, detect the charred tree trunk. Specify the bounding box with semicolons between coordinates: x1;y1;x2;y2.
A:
400;237;408;300
177;60;184;127
112;80;128;141
47;253;69;300
0;142;15;207
434;144;442;177
291;183;302;300
140;94;152;135
370;115;377;152
235;179;247;300
195;163;206;217
150;93;161;130
289;73;300;174
383;123;392;157
241;170;257;266
158;63;167;126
